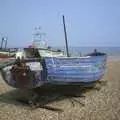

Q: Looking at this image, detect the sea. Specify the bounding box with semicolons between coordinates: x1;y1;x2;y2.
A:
54;46;120;60
55;47;119;56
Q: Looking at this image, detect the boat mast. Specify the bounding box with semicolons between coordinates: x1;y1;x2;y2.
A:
62;15;69;57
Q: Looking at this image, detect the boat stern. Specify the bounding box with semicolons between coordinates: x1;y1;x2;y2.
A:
0;58;45;89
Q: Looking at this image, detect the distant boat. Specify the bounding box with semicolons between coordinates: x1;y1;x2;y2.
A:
0;49;16;59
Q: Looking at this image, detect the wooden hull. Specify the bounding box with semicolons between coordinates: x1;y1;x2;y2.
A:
45;55;107;83
1;55;107;89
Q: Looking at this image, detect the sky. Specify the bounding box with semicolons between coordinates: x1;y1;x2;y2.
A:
0;0;120;47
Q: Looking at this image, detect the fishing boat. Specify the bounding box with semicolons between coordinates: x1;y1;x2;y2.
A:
0;51;107;88
0;16;107;90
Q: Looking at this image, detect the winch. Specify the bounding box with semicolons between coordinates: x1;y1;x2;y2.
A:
10;57;35;88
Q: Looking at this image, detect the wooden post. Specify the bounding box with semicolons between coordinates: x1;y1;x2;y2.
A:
1;37;4;49
4;37;7;49
1;37;7;50
63;15;69;57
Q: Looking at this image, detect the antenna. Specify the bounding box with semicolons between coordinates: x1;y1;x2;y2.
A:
32;27;47;48
62;15;69;57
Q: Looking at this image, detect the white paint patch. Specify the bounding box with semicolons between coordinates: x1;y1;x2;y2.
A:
3;65;13;71
26;62;43;71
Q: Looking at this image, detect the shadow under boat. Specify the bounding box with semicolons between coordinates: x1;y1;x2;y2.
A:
0;83;100;112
